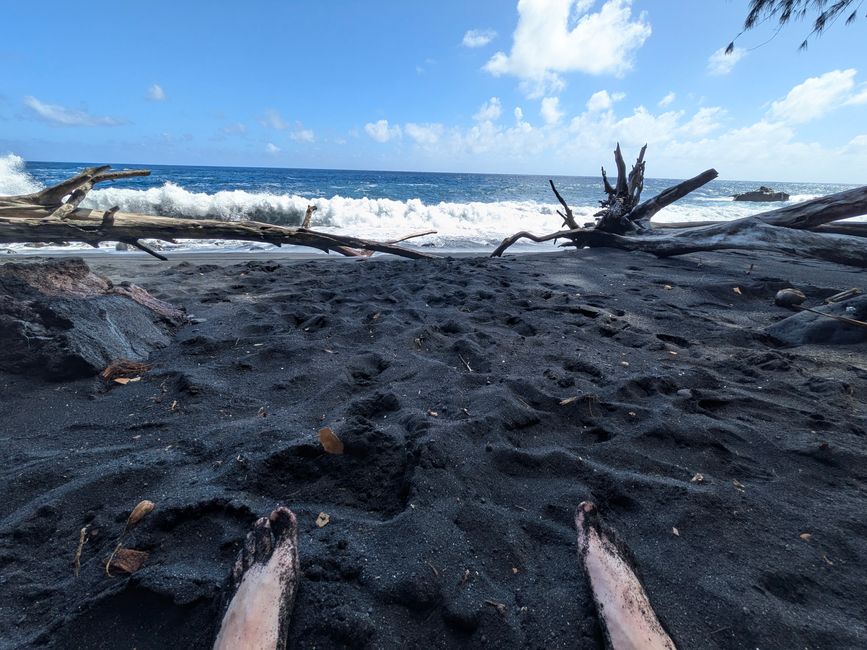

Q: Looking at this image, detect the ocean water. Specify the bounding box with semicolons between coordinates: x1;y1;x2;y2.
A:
0;153;858;253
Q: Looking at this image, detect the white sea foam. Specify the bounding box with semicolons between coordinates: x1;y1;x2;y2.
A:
82;183;586;247
2;153;861;255
0;154;43;195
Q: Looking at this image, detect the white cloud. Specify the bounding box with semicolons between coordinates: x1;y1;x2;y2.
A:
678;106;724;138
146;84;166;101
23;96;124;126
769;69;857;124
843;134;867;153
405;122;444;145
365;119;402;142
260;109;287;130
845;85;867;106
416;58;437;75
586;89;625;112
290;128;315;142
462;29;497;48
599;106;682;147
658;91;676;107
474;97;503;122
707;47;745;76
222;122;247;135
341;69;867;182
265;142;281;153
540;97;563;124
485;0;651;97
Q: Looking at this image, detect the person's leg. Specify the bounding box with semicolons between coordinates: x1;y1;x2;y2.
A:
213;507;300;650
575;502;676;650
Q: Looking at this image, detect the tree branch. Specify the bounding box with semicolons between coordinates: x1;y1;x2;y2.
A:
0;166;436;260
549;180;579;229
626;169;719;227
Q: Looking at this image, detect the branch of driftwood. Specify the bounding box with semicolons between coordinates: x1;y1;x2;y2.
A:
0;166;434;260
492;145;867;267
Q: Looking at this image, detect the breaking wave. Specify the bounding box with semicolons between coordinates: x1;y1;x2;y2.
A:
0;154;42;196
2;153;860;253
78;184;585;247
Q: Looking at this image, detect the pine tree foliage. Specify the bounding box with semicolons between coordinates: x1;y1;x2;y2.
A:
728;0;862;51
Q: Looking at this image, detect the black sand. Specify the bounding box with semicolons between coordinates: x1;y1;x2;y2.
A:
1;249;865;649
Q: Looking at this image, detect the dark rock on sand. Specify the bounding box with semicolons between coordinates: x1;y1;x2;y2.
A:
0;258;186;380
733;186;790;202
768;296;867;346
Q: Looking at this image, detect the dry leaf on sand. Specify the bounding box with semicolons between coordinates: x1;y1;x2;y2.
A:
73;526;89;577
111;376;141;385
107;547;149;575
101;359;152;381
484;600;507;616
126;500;155;530
318;427;344;454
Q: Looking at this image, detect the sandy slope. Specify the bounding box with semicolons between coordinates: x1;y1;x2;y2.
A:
0;249;865;649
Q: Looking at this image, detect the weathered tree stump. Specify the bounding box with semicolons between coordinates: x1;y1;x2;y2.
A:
0;258;186;379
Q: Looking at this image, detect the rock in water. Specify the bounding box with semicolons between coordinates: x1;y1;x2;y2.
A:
766;296;867;346
733;186;790;202
0;258;186;379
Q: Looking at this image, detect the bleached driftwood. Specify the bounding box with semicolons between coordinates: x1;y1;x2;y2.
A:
0;166;434;260
493;145;867;267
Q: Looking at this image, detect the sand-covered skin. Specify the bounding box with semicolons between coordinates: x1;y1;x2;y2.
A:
0;249;865;649
214;507;299;650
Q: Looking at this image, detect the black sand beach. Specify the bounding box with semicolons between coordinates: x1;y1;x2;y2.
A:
1;249;865;649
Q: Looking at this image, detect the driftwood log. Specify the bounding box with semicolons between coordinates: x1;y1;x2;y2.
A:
0;166;434;260
493;145;867;267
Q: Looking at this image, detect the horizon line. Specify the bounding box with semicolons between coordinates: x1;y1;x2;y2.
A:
20;158;859;188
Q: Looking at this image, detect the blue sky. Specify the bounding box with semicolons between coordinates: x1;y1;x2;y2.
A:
2;0;866;181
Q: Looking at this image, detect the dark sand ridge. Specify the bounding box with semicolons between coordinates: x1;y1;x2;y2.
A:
0;249;865;649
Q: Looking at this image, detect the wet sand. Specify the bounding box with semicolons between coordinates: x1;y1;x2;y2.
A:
1;248;865;649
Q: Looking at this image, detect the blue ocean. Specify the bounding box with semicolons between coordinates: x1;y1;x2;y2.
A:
1;154;857;252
